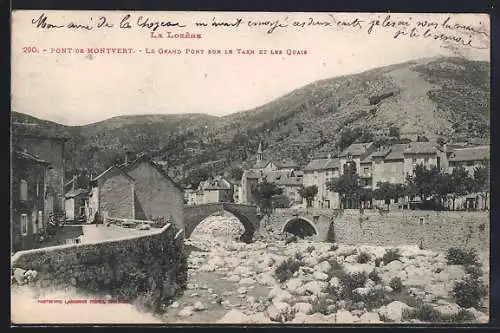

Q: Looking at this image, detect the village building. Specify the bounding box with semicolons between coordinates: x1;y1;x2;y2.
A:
402;142;448;177
231;180;241;204
11;148;51;251
202;177;234;203
240;142;301;205
64;188;91;223
12;132;68;223
302;154;340;209
88;166;136;222
447;145;490;176
119;153;185;230
339;142;377;176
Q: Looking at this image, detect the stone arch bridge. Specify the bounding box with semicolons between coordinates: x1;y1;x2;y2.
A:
184;203;263;241
184;204;339;242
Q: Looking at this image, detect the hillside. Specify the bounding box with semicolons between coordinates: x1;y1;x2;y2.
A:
11;56;490;186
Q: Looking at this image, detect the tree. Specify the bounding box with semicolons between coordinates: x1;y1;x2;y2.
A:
473;164;490;210
389;126;400;138
374;182;402;210
406;164;440;201
449;166;474;210
298;185;318;208
229;166;244;181
251;180;283;215
338;127;363;151
327;161;360;209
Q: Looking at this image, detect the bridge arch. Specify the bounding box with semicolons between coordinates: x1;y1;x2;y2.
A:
281;216;318;238
184;203;260;242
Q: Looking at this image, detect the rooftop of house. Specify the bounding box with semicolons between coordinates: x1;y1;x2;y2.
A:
204;177;232;190
303;157;340;171
253;160;272;169
384;144;409;161
13;148;51;165
65;188;90;199
339;142;374;158
264;170;303;186
91;166;135;183
403;142;442;155
448;145;490;162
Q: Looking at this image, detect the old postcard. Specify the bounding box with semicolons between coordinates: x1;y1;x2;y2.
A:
11;10;490;325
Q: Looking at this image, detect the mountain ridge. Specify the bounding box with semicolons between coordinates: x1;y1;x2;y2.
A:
11;56;490;185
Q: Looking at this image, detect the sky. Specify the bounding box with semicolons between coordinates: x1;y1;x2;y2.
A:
11;11;490;126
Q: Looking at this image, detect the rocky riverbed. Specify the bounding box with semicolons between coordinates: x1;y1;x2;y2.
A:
159;215;490;324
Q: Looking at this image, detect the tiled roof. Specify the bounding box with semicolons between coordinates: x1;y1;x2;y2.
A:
303;158;339;171
264;170;302;186
253;160;272;169
360;154;373;164
204;178;232;190
243;170;262;179
448;146;490;162
65;188;90;198
339;142;374;157
91;166;135;182
13;149;50;165
404;142;442;155
275;161;299;169
384;144;408;161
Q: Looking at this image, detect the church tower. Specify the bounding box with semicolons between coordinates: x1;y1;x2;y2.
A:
257;141;263;162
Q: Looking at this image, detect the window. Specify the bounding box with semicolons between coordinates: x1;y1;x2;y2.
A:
21;214;28;236
364;167;369;174
36;182;39;197
326;171;329;176
424;157;429;163
32;211;37;234
38;211;43;229
412;157;417;163
80;206;86;216
20;180;28;201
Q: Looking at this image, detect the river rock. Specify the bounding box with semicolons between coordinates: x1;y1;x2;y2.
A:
314;261;332;274
170;301;180;308
217;309;251;324
178;306;194;317
359;312;383;323
286;278;304;291
237;287;247;294
269;287;293;303
293;302;313;314
258;273;277;286
193;301;206;311
378;301;412;322
313;272;329;281
304;281;328;294
336;309;357;323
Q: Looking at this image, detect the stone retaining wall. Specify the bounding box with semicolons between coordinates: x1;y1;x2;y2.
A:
332;210;489;253
11;223;186;310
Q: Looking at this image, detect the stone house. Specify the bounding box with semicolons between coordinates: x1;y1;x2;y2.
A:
64;188;91;223
202;177;234;203
302;154;341;209
402;142;447;178
371;143;408;188
263;170;304;205
11;148;51;252
119;154;185;230
339;142;377;175
12;132;68;221
447;145;489;176
89;166;136;222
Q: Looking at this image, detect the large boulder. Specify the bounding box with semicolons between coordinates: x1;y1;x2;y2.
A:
304;281;329;295
286;278;304;291
293;302;313;315
217;310;251;324
257;273;277;286
336;310;357;323
314;261;332;274
378;301;412;322
359;312;383;323
269;286;294;303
